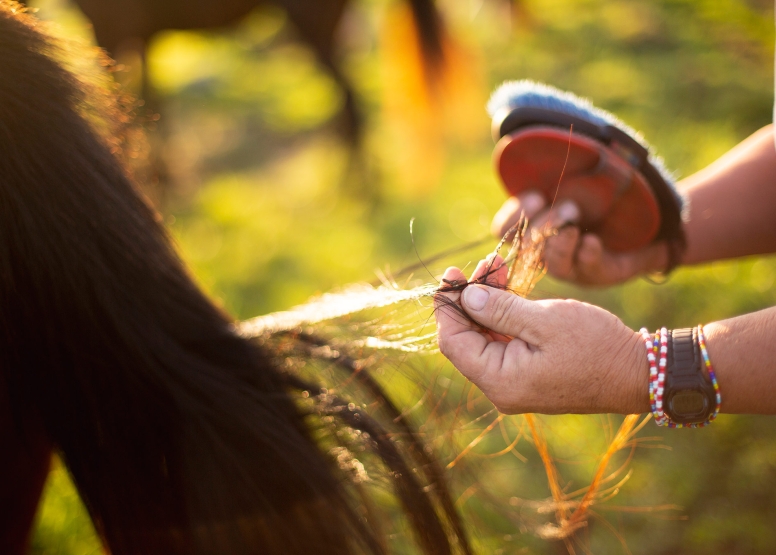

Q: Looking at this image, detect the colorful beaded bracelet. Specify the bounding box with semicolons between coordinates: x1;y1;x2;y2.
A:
639;327;661;422
654;328;669;426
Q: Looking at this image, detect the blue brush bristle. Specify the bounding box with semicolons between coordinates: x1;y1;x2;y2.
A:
487;81;606;120
487;80;643;144
487;80;681;210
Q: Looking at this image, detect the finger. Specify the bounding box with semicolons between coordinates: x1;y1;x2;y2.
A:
436;268;497;383
544;225;581;280
470;258;490;282
438;289;530;389
460;283;541;342
436;266;465;306
469;256;510;341
471;254;506;288
435;266;471;333
486;329;513;343
529;200;581;236
575;233;634;285
575;233;605;281
574;233;658;286
491;191;546;238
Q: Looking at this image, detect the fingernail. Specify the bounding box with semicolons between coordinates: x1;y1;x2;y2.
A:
463;285;489;311
520;191;545;215
557;201;580;223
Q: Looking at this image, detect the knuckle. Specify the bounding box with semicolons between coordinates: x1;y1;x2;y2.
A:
548;298;585;318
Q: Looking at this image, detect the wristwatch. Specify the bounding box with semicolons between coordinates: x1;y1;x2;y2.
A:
664;328;717;425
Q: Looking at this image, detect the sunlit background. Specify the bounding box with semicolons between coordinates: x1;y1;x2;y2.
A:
27;0;776;553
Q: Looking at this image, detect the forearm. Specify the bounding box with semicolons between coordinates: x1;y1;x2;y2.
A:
678;125;776;265
703;305;776;414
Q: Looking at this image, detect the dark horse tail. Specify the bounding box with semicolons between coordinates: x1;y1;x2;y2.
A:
0;3;469;554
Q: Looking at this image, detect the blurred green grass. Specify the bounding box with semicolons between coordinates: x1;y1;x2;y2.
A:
27;0;776;552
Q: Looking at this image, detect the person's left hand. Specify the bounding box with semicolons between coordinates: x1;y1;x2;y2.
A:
492;193;671;286
434;257;649;415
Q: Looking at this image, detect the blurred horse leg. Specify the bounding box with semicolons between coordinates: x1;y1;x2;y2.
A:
281;0;360;143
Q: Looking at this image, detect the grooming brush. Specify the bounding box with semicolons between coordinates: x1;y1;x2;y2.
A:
488;80;685;254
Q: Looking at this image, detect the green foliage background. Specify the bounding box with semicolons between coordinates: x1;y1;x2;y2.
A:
26;0;776;553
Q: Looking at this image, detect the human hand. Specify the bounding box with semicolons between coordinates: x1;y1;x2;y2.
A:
435;258;650;415
491;192;672;286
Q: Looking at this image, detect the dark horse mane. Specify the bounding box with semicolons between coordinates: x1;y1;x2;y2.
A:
0;3;469;553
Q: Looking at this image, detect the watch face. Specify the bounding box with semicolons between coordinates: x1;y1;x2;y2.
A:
669;391;708;417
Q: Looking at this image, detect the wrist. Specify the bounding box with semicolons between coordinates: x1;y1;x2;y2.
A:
608;329;651;414
701;321;731;412
637;325;722;426
628;330;652;414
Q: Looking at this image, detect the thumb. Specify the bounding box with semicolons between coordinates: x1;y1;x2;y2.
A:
461;284;539;340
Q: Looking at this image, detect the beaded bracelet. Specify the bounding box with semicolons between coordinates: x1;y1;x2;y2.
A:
655;327;669;426
638;328;662;422
639;324;721;428
638;327;657;412
697;324;722;423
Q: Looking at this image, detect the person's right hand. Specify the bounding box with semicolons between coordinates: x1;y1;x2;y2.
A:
491;191;673;286
435;259;650;415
